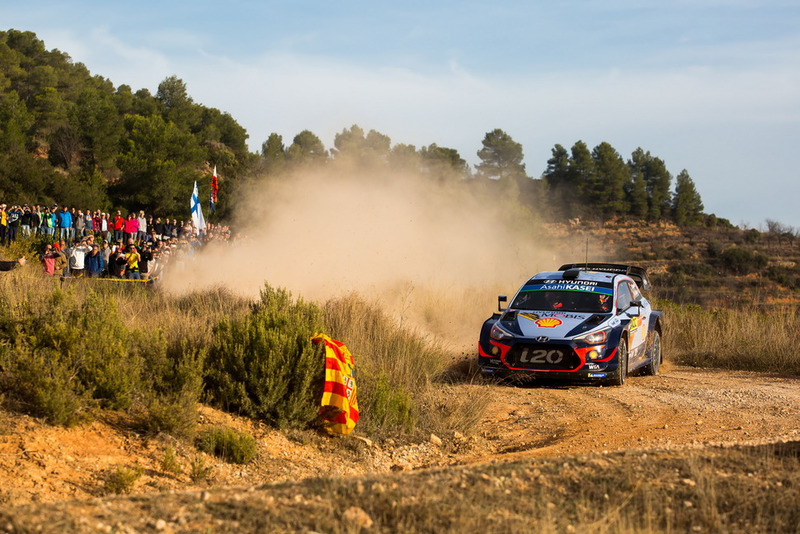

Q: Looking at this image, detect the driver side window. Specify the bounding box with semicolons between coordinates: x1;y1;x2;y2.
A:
616;282;633;312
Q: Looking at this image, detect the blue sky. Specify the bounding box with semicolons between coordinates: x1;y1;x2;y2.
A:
3;1;799;228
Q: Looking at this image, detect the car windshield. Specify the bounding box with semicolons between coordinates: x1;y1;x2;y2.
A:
510;289;612;313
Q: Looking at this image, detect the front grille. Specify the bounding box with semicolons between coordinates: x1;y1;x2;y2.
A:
505;344;580;371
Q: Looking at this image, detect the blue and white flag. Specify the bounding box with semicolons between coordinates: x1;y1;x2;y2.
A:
191;181;206;230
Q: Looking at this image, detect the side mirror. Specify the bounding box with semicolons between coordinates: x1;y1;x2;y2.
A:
620;300;642;316
497;295;507;312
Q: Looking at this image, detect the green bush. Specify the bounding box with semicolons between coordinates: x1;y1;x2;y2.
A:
161;446;183;475
196;426;257;465
0;288;143;424
0;286;205;434
717;247;769;275
139;336;205;438
104;465;143;495
363;372;415;434
204;284;326;429
189;456;213;482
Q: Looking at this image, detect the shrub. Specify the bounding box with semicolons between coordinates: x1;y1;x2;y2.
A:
104;465;143;495
139;336;205;438
189;456;213;482
363;372;415;434
717;247;769;275
196;426;257;465
0;288;143;423
204;284;326;429
161;446;183;475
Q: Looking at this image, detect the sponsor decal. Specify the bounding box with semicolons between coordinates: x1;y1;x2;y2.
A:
518;348;565;364
535;317;562;328
519;312;540;321
537;312;587;319
521;282;614;295
630;316;642;332
588;372;607;378
543;279;599;286
587;363;600;370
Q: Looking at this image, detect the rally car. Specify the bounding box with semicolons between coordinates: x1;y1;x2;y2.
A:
478;263;663;385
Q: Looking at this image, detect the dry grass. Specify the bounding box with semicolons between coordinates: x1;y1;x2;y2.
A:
663;301;800;376
0;268;489;440
4;441;797;532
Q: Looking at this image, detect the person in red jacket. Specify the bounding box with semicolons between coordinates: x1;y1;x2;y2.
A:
112;210;125;243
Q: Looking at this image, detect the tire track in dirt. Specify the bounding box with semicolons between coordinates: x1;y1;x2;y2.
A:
459;364;800;465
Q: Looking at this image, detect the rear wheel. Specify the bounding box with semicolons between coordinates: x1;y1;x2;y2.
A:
610;338;628;386
643;331;661;376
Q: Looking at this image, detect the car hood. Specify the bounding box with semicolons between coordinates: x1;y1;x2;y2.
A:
507;310;611;339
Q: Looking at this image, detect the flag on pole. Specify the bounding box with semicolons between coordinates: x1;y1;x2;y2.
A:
210;165;219;213
191;181;206;231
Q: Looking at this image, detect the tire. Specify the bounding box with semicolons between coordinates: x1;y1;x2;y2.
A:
610;338;628;386
643;330;661;376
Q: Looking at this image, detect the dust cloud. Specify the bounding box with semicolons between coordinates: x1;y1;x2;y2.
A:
161;166;560;347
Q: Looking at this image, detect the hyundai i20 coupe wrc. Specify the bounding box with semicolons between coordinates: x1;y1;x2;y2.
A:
478;264;663;385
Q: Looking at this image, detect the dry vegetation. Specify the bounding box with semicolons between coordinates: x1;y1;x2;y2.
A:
0;220;799;532
2;442;797;533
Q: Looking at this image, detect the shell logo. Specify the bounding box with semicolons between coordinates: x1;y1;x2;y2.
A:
535;317;562;328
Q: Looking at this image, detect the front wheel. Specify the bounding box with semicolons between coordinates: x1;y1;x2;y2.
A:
642;331;661;376
610;338;628;386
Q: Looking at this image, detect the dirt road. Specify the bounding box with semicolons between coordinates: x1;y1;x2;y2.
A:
0;365;797;508
464;363;799;463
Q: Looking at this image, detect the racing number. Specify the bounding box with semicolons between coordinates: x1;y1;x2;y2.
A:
519;348;563;364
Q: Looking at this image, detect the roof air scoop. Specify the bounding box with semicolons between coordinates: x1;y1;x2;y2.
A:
562;268;581;280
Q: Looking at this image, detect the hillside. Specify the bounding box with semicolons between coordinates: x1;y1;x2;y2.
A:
542;219;800;309
0;221;798;532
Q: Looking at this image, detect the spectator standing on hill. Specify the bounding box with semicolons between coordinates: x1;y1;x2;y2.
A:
100;212;110;242
124;213;138;244
100;241;111;276
0;204;7;244
137;211;147;242
67;238;90;278
70;208;78;240
161;218;172;241
54;245;68;277
29;206;41;237
20;205;32;237
83;210;93;237
41;244;58;275
112;211;125;243
108;246;126;278
86;244;105;278
6;205;22;244
92;210;101;236
58;206;73;242
139;244;153;278
126;244;141;280
74;209;85;237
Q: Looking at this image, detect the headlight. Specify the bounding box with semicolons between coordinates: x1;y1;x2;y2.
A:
574;328;609;345
490;324;514;341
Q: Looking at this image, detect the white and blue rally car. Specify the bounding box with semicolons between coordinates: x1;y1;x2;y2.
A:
478;263;663;385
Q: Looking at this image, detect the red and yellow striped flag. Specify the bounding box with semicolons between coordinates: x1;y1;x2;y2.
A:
312;333;359;435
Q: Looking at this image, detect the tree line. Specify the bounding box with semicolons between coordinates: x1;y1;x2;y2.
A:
0;29;713;227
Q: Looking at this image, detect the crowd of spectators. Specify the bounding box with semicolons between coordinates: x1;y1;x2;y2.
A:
0;202;232;281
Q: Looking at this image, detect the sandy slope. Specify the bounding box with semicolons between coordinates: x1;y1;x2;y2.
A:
1;364;797;511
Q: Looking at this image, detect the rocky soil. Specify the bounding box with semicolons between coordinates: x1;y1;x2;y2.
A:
0;363;797;532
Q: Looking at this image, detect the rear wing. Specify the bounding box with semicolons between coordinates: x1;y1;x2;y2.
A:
558;263;651;291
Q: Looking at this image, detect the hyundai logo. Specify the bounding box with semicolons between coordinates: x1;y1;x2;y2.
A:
535;336;550;343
